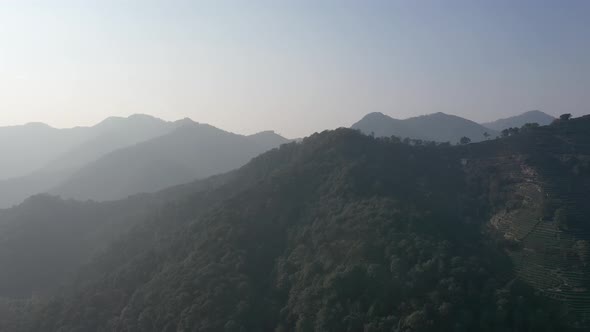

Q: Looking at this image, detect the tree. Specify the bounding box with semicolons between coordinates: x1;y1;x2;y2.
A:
501;127;520;137
459;136;471;145
520;123;539;132
560;113;572;121
483;132;490;140
511;127;520;135
412;139;424;146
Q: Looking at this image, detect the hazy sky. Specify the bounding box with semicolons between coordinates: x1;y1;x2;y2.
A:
1;0;589;137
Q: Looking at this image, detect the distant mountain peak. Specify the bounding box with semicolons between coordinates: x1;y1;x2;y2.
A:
421;112;467;120
23;122;53;129
352;111;498;143
94;116;127;129
522;110;546;115
361;112;392;120
96;114;165;129
250;130;279;137
248;130;290;145
172;121;221;134
482;110;555;131
173;117;199;127
127;113;159;120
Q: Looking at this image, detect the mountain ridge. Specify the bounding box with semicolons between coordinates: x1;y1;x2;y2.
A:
352;111;499;143
0;115;289;207
2;116;589;330
481;110;556;131
49;123;289;202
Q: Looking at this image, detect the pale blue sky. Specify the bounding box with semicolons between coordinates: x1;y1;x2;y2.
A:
0;0;588;137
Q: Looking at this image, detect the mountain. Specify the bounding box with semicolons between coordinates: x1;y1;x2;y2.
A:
0;115;178;207
50;122;290;201
0;172;231;300
0;115;178;181
0;194;155;298
351;112;499;143
1;116;589;331
42;114;176;173
0;115;287;208
481;110;556;131
0;123;87;180
0;170;72;210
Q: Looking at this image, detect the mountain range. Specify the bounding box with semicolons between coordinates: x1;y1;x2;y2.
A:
352;112;498;143
0;114;175;181
481;110;556;131
52;123;289;201
0;116;288;207
0;110;558;208
0;114;589;331
351;110;556;143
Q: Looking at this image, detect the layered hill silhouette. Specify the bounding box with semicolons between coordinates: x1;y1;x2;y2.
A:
42;114;177;173
0;123;87;181
0;115;175;181
481;110;555;131
51;122;289;201
351;112;499;143
0;116;288;207
1;115;589;331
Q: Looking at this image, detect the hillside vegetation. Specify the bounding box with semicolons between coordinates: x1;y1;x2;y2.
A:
1;116;589;331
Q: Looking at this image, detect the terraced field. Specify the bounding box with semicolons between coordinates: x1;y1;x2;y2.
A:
480;122;590;325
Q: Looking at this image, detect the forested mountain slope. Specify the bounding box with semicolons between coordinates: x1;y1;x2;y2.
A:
2;116;590;331
463;116;590;325
0;195;156;298
0;171;237;300
2;118;590;331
